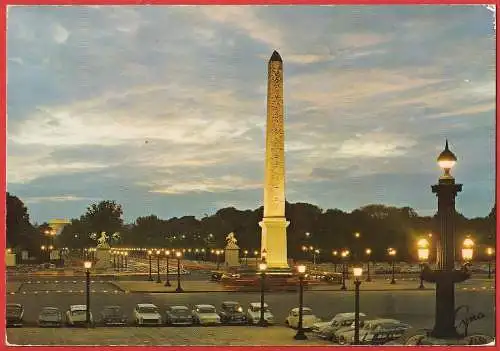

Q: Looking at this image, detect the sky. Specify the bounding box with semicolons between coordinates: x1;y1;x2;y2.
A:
6;5;496;224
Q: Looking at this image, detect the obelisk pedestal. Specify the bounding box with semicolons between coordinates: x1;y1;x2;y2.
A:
259;50;289;269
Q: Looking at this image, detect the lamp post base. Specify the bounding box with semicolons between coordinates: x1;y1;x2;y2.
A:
164;280;171;287
258;319;268;327
294;330;308;340
175;287;184;293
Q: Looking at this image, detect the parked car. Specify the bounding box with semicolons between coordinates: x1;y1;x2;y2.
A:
100;306;127;326
133;303;162;326
165;306;194;326
66;305;93;327
335;319;411;345
285;307;321;330
218;301;247;325
6;303;24;327
246;302;274;325
313;312;367;339
38;307;62;327
192;304;221;326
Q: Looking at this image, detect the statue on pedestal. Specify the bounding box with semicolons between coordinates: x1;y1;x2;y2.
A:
224;232;240;268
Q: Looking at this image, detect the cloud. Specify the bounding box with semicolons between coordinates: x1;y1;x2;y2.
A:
6;5;495;223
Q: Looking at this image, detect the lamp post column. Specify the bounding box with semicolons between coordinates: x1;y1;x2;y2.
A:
176;251;183;292
422;140;469;339
294;265;307;340
165;251;171;287
354;279;361;344
147;250;153;281
156;250;161;283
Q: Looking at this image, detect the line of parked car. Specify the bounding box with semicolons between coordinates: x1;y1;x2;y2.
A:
6;301;275;328
7;302;412;344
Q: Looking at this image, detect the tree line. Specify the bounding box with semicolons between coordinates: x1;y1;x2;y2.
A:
6;192;496;262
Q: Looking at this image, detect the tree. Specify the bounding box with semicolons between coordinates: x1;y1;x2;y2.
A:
6;192;40;254
80;200;124;240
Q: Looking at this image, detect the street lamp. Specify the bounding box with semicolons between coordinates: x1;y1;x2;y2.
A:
294;265;307;340
164;250;171;286
332;250;338;272
216;250;221;270
156;250;161;283
147;250;153;281
486;247;494;280
258;262;268;327
84;261;92;328
353;266;363;345
313;249;320;265
111;250;116;269
417;238;430;289
124;251;128;269
416;238;430;289
422;140;469;339
461;238;474;263
388;248;396;284
365;248;372;282
244;250;249;265
175;251;183;292
340;250;349;290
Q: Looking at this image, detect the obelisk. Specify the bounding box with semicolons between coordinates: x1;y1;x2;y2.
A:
259;50;289;269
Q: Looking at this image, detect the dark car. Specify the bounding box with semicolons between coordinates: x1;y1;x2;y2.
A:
219;301;247;325
38;307;63;327
165;306;194;326
100;306;127;326
6;303;24;327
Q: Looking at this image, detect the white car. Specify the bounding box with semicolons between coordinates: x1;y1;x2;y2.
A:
336;318;411;345
66;305;93;326
191;304;221;325
312;312;367;335
133;303;162;326
246;302;274;325
285;307;321;330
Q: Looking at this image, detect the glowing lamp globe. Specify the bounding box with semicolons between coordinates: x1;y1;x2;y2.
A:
437;140;457;177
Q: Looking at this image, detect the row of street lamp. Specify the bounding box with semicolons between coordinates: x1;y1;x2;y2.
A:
146;249;184;292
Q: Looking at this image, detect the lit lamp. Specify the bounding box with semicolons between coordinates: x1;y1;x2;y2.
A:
124;251;128;269
175;251;183;292
365;248;372;282
353;266;363;345
417;238;430;289
244;249;249;266
388;248;397;284
294;264;307;340
258;262;268;327
83;261;92;327
486;247;494;280
461;238;474;263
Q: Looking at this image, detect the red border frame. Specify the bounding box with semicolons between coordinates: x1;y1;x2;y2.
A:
0;1;498;351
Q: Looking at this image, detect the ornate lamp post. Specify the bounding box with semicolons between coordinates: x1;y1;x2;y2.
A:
294;264;307;340
147;250;153;281
340;250;349;290
111;250;116;270
422;140;470;339
486;247;494;280
124;251;128;269
164;250;171;286
365;248;372;282
313;249;320;265
84;261;92;328
388;248;397;284
417;238;430;289
175;251;183;292
258;261;268;327
253;250;259;268
156;250;161;283
353;266;363;345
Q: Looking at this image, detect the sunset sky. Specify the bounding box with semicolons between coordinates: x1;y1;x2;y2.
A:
7;5;496;223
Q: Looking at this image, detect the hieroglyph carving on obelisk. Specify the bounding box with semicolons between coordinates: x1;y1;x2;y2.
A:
259;51;289;269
